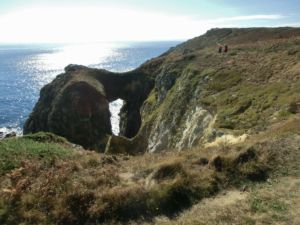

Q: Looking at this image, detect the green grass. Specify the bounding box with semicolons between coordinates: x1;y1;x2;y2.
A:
0;135;72;175
208;82;298;130
23;132;68;144
278;109;292;118
207;70;242;92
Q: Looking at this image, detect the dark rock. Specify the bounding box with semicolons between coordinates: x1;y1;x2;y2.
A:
194;158;209;166
119;101;142;138
211;156;223;172
155;67;177;103
234;147;256;164
64;64;87;73
4;132;17;138
242;185;248;192
288;101;300;114
24;65;154;152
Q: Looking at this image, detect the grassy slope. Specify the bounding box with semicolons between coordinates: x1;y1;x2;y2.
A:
141;29;300;146
0;115;299;224
144;116;300;225
148;177;300;225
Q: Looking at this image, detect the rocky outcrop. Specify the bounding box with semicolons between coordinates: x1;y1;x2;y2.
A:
24;65;154;151
24;27;300;154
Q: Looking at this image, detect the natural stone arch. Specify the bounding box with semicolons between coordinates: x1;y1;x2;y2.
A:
24;65;154;152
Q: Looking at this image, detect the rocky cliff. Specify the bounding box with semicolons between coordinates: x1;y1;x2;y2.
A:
24;27;300;153
24;65;154;151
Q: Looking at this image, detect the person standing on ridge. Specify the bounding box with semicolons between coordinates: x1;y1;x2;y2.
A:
224;45;228;53
218;44;223;53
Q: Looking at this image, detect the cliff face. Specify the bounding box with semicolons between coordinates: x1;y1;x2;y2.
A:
137;27;300;152
24;27;300;153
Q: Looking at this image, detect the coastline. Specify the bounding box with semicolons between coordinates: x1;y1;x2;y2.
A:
0;41;180;139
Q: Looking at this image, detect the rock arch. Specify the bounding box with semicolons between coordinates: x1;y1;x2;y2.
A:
24;65;154;152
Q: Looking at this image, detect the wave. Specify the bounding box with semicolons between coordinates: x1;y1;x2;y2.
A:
0;126;23;139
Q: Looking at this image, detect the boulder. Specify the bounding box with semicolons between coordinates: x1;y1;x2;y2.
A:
4;132;17;138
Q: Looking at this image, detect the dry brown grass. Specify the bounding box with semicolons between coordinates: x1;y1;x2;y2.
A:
2;125;298;225
145;176;300;225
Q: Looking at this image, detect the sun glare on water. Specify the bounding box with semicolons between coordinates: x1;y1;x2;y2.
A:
34;42;124;135
39;42;118;70
23;42;119;89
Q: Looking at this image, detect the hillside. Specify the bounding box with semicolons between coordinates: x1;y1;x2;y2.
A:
1;27;300;224
24;27;300;154
138;27;300;152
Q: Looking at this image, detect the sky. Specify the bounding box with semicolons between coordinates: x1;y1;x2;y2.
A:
0;0;299;43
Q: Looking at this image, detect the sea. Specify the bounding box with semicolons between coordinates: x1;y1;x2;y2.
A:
0;41;181;137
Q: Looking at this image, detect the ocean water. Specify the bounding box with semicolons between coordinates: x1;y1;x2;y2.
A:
0;41;180;137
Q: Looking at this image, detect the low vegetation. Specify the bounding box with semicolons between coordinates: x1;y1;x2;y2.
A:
1;114;299;225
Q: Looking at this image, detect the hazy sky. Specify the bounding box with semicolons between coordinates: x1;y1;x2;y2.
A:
0;0;299;43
